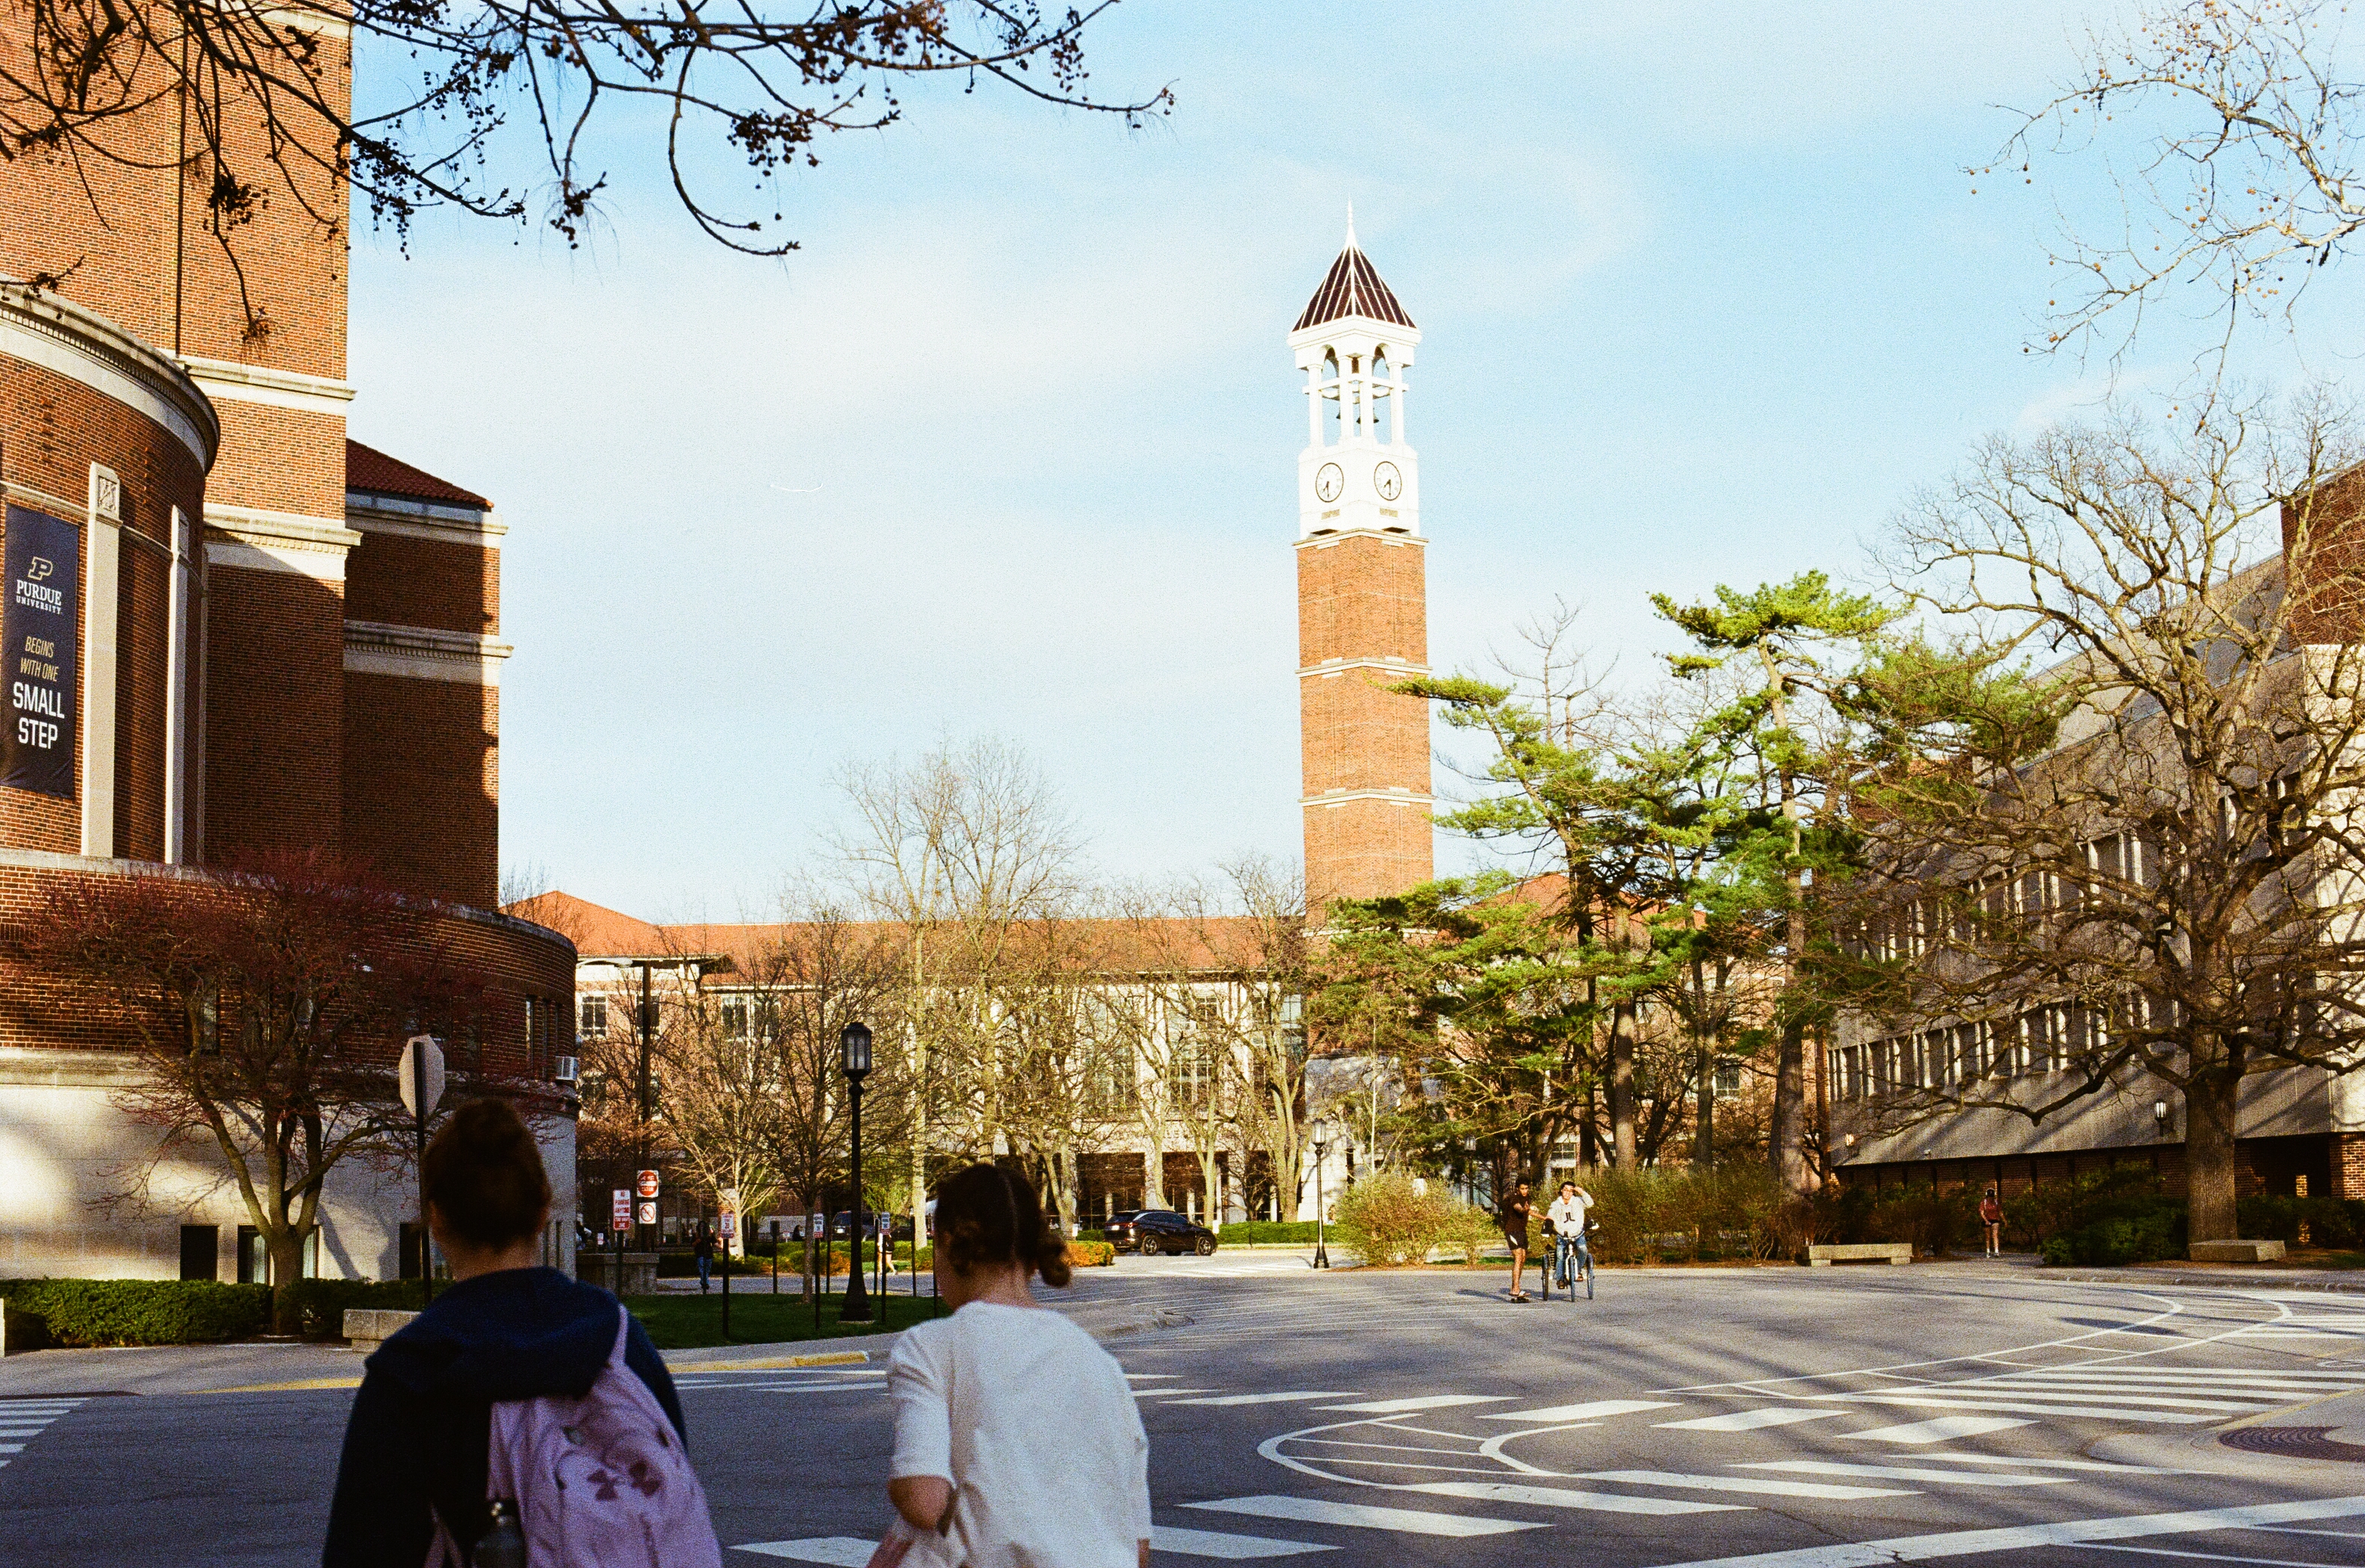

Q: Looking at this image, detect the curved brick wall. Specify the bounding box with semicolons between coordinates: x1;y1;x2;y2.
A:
0;286;213;861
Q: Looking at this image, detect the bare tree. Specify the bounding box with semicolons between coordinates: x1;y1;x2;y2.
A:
1997;0;2365;361
1845;389;2365;1242
0;0;1170;306
3;851;519;1322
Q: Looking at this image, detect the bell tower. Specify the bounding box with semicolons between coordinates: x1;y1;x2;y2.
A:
1291;214;1433;909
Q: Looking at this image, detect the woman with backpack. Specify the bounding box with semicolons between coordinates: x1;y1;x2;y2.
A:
324;1097;720;1568
873;1163;1151;1568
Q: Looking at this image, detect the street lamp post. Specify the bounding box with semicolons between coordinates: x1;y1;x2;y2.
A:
840;1021;874;1325
1311;1121;1331;1270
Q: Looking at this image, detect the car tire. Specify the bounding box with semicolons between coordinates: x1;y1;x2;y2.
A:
1194;1236;1215;1257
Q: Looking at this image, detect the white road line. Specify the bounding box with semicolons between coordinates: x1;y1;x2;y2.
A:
1136;1390;1226;1399
1645;1495;2365;1568
1813;1393;2218;1424
1961;1378;2303;1399
1839;1416;2034;1444
1127;1375;1182;1381
1481;1399;1680;1423
1921;1386;2274;1412
2006;1369;2364;1388
1861;1454;2182;1474
1572;1470;1917;1501
1316;1396;1510;1414
1167;1393;1361;1407
1148;1524;1336;1559
2064;1547;2338;1567
0;1446;23;1455
1185;1495;1546;1537
732;1538;876;1565
1293;1438;1487;1458
1737;1462;2070;1487
1409;1480;1751;1517
1657;1409;1846;1433
2246;1526;2365;1540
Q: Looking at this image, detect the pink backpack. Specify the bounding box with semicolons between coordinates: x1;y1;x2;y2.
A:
430;1306;722;1568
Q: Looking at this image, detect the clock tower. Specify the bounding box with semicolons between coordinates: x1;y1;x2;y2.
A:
1291;215;1433;910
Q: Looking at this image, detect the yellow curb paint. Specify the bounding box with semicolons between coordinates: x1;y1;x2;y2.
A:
197;1376;365;1393
668;1350;871;1373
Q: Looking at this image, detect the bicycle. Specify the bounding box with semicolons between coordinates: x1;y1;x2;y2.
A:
1548;1223;1595;1300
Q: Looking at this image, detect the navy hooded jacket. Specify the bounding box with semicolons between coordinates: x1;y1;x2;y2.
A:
321;1267;686;1567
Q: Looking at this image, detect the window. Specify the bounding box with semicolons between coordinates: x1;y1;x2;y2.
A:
721;1000;748;1041
179;1224;218;1282
1713;1059;1742;1098
580;994;607;1037
1170;1004;1220;1110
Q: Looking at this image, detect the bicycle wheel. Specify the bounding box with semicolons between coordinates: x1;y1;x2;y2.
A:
1582;1250;1595;1300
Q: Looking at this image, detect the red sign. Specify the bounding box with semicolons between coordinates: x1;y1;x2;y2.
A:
635;1169;660;1200
611;1189;631;1230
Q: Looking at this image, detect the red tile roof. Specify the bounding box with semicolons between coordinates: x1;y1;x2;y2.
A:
1295;244;1416;333
346;439;491;510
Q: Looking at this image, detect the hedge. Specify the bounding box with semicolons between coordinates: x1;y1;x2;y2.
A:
1211;1221;1321;1245
2237;1195;2365;1251
0;1279;272;1347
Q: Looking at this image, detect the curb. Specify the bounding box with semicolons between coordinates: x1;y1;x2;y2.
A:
666;1347;874;1373
2042;1270;2365;1294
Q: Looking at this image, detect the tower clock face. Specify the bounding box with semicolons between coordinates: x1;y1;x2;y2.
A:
1315;462;1344;503
1374;461;1403;503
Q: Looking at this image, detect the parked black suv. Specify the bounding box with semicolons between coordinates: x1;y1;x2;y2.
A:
1103;1209;1218;1256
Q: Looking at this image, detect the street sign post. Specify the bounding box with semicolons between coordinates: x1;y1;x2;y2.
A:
398;1035;446;1304
719;1188;740;1259
611;1189;631;1232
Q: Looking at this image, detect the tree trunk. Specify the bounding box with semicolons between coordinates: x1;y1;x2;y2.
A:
1610;1000;1639;1168
1692;958;1714;1170
267;1226;305;1330
1579;1079;1598;1167
2185;1074;2240;1245
1142;1140;1164;1210
1772;1019;1813;1201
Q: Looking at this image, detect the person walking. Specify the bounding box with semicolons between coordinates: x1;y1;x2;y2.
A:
694;1219;717;1293
1980;1186;2005;1257
324;1097;713;1568
1499;1180;1535;1303
872;1162;1150;1568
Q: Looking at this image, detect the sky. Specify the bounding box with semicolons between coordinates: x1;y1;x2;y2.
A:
345;2;2365;922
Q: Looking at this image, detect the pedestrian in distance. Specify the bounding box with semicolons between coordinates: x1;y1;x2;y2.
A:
1500;1180;1535;1302
323;1097;720;1568
694;1219;717;1292
871;1162;1151;1568
1980;1186;2005;1257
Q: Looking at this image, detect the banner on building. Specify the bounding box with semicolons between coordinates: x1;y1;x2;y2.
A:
2;506;78;799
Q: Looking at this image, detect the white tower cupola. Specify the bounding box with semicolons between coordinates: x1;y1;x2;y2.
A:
1289;209;1421;541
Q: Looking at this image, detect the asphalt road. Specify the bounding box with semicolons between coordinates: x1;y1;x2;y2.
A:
5;1257;2365;1566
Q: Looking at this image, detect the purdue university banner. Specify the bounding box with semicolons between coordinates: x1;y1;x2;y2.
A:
3;504;79;799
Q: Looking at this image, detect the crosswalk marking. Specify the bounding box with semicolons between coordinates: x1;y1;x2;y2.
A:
1812;1393;2218;1424
1658;1409;1846;1433
1573;1470;1917;1501
1148;1524;1336;1559
1480;1399;1680;1423
2005;1368;2362;1388
1840;1416;2034;1443
732;1538;876;1565
1316;1396;1509;1414
1408;1480;1751;1517
1643;1494;2365;1568
1136;1389;1226;1399
1738;1461;2070;1488
1166;1393;1360;1407
1185;1495;1547;1537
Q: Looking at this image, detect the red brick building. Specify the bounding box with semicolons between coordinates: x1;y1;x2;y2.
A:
0;5;573;1281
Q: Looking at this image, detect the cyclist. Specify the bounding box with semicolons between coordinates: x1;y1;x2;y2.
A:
1544;1180;1594;1296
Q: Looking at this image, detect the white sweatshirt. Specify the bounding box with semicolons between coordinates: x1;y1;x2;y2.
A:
888;1300;1151;1568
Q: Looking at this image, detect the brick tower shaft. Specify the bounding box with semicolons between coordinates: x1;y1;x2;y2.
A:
1290;217;1433;910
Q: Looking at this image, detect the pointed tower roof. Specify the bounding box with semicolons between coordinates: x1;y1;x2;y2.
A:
1294;209;1416;332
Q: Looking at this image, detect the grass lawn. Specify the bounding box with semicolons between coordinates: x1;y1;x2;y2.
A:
626;1286;942;1349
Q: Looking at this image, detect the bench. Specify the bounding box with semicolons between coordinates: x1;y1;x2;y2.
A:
1806;1242;1912;1266
343;1308;419;1353
2190;1239;2286;1264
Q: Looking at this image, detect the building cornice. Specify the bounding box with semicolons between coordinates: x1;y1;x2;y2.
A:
204;504;362;582
1294;528;1427;549
344;618;513;685
1301;788;1436;809
347;493;505;544
0;283;219;469
1299;656;1430;680
181;354;356;417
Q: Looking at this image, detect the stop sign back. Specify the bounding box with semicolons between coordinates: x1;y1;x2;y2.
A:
635;1169;660;1200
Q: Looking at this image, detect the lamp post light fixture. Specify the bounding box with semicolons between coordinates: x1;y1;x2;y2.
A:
1311;1120;1332;1270
840;1020;875;1325
2154;1099;2170;1128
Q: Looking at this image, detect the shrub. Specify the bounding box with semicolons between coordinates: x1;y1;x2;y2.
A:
1866;1189;1980;1258
1584;1164;1785;1264
2238;1195;2365;1250
1438;1202;1502;1265
1332;1173;1449;1266
1062;1239;1116;1268
277;1278;425;1339
1213;1221;1321;1245
2002;1164;2187;1266
0;1279;272;1347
